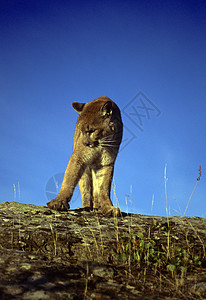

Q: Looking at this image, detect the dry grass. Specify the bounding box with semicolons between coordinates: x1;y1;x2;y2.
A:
82;165;205;298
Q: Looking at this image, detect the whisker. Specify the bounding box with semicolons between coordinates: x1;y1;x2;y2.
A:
101;133;122;142
100;140;120;144
100;143;120;148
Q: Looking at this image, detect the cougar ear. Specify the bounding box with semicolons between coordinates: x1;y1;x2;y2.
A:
101;101;113;117
72;102;85;113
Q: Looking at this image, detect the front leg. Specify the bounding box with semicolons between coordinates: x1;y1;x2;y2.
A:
95;165;121;217
47;153;85;211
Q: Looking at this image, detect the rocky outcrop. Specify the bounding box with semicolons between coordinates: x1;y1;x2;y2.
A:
0;201;205;299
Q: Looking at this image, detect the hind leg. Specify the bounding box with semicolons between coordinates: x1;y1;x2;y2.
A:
94;165;121;217
92;169;101;210
78;167;93;209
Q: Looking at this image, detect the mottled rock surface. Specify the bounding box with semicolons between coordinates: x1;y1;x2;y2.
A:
0;202;205;299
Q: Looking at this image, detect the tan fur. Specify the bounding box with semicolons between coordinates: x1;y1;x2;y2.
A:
47;96;123;216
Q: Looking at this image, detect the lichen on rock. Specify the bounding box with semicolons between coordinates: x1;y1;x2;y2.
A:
0;201;205;299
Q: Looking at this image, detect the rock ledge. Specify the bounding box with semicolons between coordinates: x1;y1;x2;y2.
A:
0;202;205;299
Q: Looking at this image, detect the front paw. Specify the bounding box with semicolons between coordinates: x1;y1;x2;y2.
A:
47;198;70;211
101;206;121;217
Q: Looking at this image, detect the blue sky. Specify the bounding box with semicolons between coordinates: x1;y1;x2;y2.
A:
1;0;205;217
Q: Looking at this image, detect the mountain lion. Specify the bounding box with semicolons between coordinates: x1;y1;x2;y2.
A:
47;96;123;216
